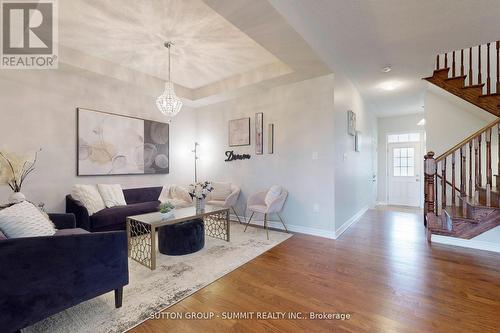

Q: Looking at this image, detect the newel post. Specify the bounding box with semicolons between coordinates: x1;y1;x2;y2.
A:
424;152;437;224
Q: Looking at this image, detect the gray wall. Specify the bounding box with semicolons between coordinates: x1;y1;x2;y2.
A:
0;64;196;212
195;74;336;236
0;64;377;238
333;72;377;232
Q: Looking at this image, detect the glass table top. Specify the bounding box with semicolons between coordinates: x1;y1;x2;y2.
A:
127;205;228;228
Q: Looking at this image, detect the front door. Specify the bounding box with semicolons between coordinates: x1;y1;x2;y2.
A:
388;142;422;206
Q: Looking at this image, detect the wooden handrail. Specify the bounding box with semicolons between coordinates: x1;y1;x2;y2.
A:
435;118;500;162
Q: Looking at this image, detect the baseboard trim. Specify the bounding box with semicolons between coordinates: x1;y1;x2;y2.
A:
334;205;370;239
230;214;335;239
431;234;500;253
231;205;370;240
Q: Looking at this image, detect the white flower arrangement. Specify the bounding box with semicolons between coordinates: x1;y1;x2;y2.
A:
188;181;214;200
0;149;41;193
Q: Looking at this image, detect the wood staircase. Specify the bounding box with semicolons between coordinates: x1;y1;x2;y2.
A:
424;40;500;241
424;119;500;240
424;41;500;116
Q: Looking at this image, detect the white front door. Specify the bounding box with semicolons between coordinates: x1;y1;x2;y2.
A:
388;142;422;206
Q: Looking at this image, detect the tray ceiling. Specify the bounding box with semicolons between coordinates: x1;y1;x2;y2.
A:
60;0;280;89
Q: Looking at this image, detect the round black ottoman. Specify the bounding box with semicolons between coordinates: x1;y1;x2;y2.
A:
158;218;205;255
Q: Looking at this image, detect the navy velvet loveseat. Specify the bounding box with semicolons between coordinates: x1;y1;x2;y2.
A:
0;213;129;333
66;186;163;232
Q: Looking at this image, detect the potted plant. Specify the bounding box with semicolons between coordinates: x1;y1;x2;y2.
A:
188;181;214;212
158;201;175;219
0;149;40;204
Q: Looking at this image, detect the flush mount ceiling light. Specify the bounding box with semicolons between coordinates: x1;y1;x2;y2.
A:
378;80;402;91
156;41;182;119
381;66;392;73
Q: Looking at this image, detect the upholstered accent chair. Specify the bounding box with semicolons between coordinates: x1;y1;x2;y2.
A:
245;186;289;239
206;182;243;223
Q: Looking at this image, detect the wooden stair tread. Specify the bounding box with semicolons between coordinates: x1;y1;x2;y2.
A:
479;92;500;98
443;205;474;220
461;83;485;89
461;190;500;209
424;74;500;116
444;75;467;81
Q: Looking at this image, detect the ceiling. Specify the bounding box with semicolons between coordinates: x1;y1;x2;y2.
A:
269;0;500;117
58;0;499;116
60;0;279;89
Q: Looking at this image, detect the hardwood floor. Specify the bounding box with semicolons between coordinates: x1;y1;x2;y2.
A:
130;207;500;333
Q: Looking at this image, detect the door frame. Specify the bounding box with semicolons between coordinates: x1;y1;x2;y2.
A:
385;130;425;208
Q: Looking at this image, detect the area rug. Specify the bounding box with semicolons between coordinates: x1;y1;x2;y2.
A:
24;223;292;333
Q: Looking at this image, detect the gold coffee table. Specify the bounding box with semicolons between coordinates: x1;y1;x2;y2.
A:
126;205;230;270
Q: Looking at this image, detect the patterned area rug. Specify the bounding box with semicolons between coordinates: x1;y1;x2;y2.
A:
24;223;292;333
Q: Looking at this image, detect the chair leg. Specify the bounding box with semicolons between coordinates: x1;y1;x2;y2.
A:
277;213;289;233
264;213;269;240
231;206;243;224
115;287;123;308
244;212;254;232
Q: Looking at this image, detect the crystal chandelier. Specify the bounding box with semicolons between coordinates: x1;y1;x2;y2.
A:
156;41;182;118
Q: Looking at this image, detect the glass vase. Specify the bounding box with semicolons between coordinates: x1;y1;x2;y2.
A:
196;198;205;213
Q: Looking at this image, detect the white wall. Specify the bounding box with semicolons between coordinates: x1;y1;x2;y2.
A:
0;64;196;212
425;85;496;156
377;113;424;204
425;85;499;192
0;63;376;239
195;74;336;237
333;72;377;233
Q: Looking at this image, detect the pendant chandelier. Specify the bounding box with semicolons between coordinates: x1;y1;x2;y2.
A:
156;41;182;118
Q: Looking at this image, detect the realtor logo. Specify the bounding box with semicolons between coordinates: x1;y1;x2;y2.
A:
1;0;58;69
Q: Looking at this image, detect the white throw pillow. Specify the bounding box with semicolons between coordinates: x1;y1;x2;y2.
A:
158;185;172;203
97;184;127;208
265;185;282;206
211;182;232;201
0;201;56;238
71;184;106;215
171;185;192;203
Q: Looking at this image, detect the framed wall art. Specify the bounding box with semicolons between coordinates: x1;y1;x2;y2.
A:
355;130;362;152
347;110;356;136
77;108;169;176
228;117;250;147
255;112;263;155
268;123;274;154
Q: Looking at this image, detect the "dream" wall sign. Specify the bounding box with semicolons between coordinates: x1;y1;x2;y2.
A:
225;151;251;162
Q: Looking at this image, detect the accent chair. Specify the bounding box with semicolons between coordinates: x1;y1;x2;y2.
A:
245;186;289;239
206;183;243;223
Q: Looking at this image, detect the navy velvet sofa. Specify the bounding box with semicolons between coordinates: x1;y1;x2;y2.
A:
0;213;129;333
66;186;163;232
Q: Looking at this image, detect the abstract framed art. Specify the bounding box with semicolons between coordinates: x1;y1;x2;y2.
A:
355;130;361;152
77;108;169;176
347;110;356;136
228;117;250;147
268;123;274;154
255;112;263;155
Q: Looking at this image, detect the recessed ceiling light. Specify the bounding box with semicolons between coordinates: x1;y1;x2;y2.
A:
378;80;402;91
381;66;392;73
